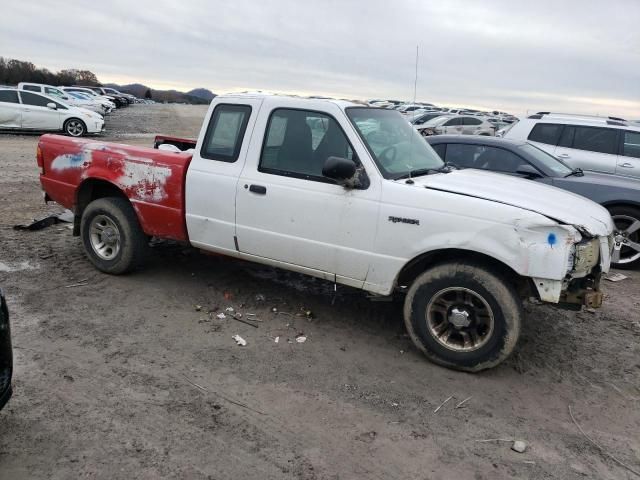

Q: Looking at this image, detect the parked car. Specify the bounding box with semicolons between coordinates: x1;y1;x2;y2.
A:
427;135;640;268
417;115;495;136
66;91;114;114
77;86;129;107
0;289;12;411
37;94;613;372
0;87;104;136
18;82;106;115
504;112;640;180
101;88;136;104
410;112;447;126
60;87;117;111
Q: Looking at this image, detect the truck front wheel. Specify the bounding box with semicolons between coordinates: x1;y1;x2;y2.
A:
80;197;148;274
403;262;522;372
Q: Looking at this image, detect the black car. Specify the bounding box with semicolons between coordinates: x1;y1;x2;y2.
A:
426;135;640;268
0;289;12;410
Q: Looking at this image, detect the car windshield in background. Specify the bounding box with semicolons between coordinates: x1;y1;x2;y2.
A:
520;143;572;176
346;107;444;178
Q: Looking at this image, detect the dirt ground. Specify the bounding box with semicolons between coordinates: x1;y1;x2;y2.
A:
0;104;639;480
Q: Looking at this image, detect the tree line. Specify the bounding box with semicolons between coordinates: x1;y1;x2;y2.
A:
0;57;100;87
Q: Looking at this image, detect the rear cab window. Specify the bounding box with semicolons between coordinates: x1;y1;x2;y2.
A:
22;85;41;92
200;104;252;162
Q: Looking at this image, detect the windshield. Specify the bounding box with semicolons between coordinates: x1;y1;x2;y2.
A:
346;107;444;178
520;143;572;176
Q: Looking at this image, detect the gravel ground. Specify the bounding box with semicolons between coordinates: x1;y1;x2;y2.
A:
0;104;639;480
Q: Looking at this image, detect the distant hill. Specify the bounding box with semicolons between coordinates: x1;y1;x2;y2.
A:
104;83;214;104
187;88;216;101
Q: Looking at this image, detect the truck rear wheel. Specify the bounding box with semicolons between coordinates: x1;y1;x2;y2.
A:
80;197;148;274
403;262;522;372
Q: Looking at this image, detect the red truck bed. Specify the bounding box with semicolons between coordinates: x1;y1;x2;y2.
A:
38;134;193;241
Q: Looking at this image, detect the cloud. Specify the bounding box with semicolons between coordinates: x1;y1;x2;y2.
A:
2;0;638;118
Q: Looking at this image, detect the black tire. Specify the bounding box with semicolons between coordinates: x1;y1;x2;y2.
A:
80;197;148;274
607;205;640;269
403;262;522;372
64;118;86;137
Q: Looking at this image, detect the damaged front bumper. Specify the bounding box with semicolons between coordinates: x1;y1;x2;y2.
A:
533;234;612;310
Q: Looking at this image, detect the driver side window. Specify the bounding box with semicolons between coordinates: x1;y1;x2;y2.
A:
260;108;356;182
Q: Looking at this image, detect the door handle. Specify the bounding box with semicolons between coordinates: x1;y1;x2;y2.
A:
557;153;570;158
620;163;634;168
249;184;267;194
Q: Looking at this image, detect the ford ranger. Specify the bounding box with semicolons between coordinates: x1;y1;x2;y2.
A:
37;94;614;371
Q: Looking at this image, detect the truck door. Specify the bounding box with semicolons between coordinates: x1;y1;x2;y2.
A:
185;98;264;252
235;104;380;286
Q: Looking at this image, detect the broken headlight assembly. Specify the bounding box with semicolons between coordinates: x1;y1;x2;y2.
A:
570;237;600;277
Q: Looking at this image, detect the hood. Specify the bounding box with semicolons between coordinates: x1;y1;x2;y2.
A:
404;169;614;237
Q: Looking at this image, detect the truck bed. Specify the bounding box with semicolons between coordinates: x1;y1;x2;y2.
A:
38;134;193;241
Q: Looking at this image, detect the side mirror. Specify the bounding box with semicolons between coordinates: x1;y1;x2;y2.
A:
322;156;356;183
515;164;542;178
46;102;57;110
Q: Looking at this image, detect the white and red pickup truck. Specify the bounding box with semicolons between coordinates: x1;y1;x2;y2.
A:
37;93;614;371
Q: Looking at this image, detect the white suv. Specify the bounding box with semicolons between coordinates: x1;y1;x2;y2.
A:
504;112;640;179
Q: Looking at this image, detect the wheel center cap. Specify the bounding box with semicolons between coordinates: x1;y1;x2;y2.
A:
449;307;471;328
103;227;116;243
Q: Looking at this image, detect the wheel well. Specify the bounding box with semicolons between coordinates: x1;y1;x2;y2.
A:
73;179;128;235
64;117;86;126
601;202;640;212
395;249;534;298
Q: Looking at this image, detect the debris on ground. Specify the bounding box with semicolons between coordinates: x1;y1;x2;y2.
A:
216;313;226;320
274;336;279;343
13;210;74;231
255;294;266;302
232;335;247;346
511;440;527;453
455;396;472;409
296;335;307;343
605;273;628;282
194;305;202;312
231;314;259;328
225;307;235;313
434;395;453;414
223;291;233;300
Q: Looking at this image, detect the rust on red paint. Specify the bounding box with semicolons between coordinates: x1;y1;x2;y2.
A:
38;134;192;241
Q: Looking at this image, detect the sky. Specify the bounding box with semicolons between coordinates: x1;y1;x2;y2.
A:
2;0;638;118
